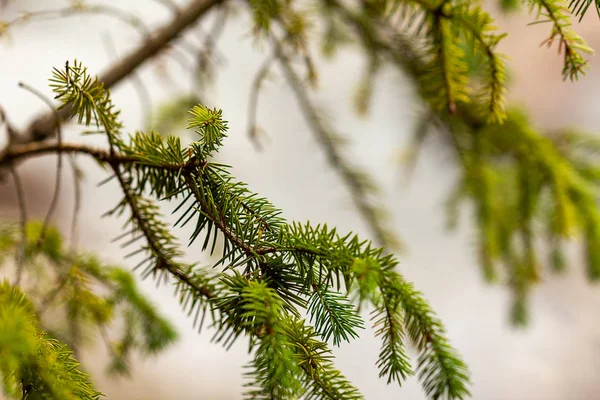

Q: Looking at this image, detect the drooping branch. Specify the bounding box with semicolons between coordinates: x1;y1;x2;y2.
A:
271;35;401;251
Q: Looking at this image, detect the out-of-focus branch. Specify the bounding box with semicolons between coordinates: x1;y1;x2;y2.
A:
9;166;26;284
1;5;152;38
17;81;64;249
271;36;402;250
14;0;224;144
1;141;138;166
247;54;275;149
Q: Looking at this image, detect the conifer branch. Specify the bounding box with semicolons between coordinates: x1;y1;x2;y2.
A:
432;15;459;114
0;141;138;166
49;61;218;312
388;276;470;399
247;55;276;149
0;221;180;375
323;0;600;323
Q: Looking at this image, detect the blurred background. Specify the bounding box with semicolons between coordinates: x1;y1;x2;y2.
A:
2;0;600;399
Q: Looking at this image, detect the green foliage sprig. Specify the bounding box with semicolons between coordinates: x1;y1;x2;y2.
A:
0;221;178;378
36;60;470;399
0;280;102;400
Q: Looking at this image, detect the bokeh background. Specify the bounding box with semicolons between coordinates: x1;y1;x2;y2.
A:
2;1;600;399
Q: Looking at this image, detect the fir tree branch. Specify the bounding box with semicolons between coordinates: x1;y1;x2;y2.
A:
102;32;153;128
388;276;470;399
112;167;215;299
307;283;363;346
0;220;181;375
44;62;218;309
285;319;364;399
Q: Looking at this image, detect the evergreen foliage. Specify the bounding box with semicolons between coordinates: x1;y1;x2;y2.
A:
0;280;102;400
0;220;177;389
1;0;600;398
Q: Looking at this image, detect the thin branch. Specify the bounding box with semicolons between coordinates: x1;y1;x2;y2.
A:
432;16;456;114
328;0;469;166
1;5;152;39
113;167;215;299
9;166;26;285
68;155;83;250
151;0;181;15
98;324;118;363
0;105;19;146
271;36;400;250
18;0;224;144
102;32;153;128
165;45;199;91
18;82;63;247
247;55;275;150
37;271;71;317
